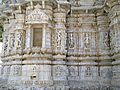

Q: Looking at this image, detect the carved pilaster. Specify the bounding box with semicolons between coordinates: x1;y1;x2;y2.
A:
53;7;67;54
25;25;31;49
42;24;46;49
108;3;120;88
97;9;111;64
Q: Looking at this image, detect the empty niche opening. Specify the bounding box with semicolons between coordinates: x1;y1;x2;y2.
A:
30;75;36;80
33;28;42;47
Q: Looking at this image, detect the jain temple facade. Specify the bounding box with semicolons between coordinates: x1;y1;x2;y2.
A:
0;0;120;90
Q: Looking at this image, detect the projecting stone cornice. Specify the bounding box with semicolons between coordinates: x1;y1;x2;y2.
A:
71;5;104;10
112;60;120;65
70;0;107;10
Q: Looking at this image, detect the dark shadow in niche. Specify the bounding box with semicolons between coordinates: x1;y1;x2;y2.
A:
30;75;36;80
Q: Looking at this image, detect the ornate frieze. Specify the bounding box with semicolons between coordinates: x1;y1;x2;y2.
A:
67;13;97;56
70;0;105;6
26;4;49;24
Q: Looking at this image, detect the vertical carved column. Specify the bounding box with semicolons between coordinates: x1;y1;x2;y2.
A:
14;7;25;51
9;33;15;53
78;14;98;85
67;14;77;54
45;26;52;49
52;5;68;89
97;10;110;53
54;7;67;53
42;3;53;50
25;25;31;49
42;24;46;49
67;11;99;88
15;30;25;54
41;24;52;50
97;10;112;87
2;32;9;56
108;2;120;88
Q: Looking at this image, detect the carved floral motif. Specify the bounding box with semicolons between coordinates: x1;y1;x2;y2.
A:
53;65;68;80
26;4;49;24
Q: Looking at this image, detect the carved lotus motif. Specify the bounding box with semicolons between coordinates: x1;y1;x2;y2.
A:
80;0;95;6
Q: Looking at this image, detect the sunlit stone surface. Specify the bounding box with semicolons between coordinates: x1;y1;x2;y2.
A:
0;0;120;90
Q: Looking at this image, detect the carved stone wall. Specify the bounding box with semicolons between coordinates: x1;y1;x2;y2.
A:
108;1;120;88
0;0;120;90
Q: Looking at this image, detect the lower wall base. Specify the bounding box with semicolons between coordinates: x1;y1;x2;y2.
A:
1;86;120;90
0;81;120;90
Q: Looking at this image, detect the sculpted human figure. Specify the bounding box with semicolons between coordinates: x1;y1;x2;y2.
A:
69;33;74;48
9;34;15;51
84;33;90;48
13;66;21;75
16;33;22;49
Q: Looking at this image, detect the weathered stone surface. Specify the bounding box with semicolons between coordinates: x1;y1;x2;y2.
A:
0;0;120;90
